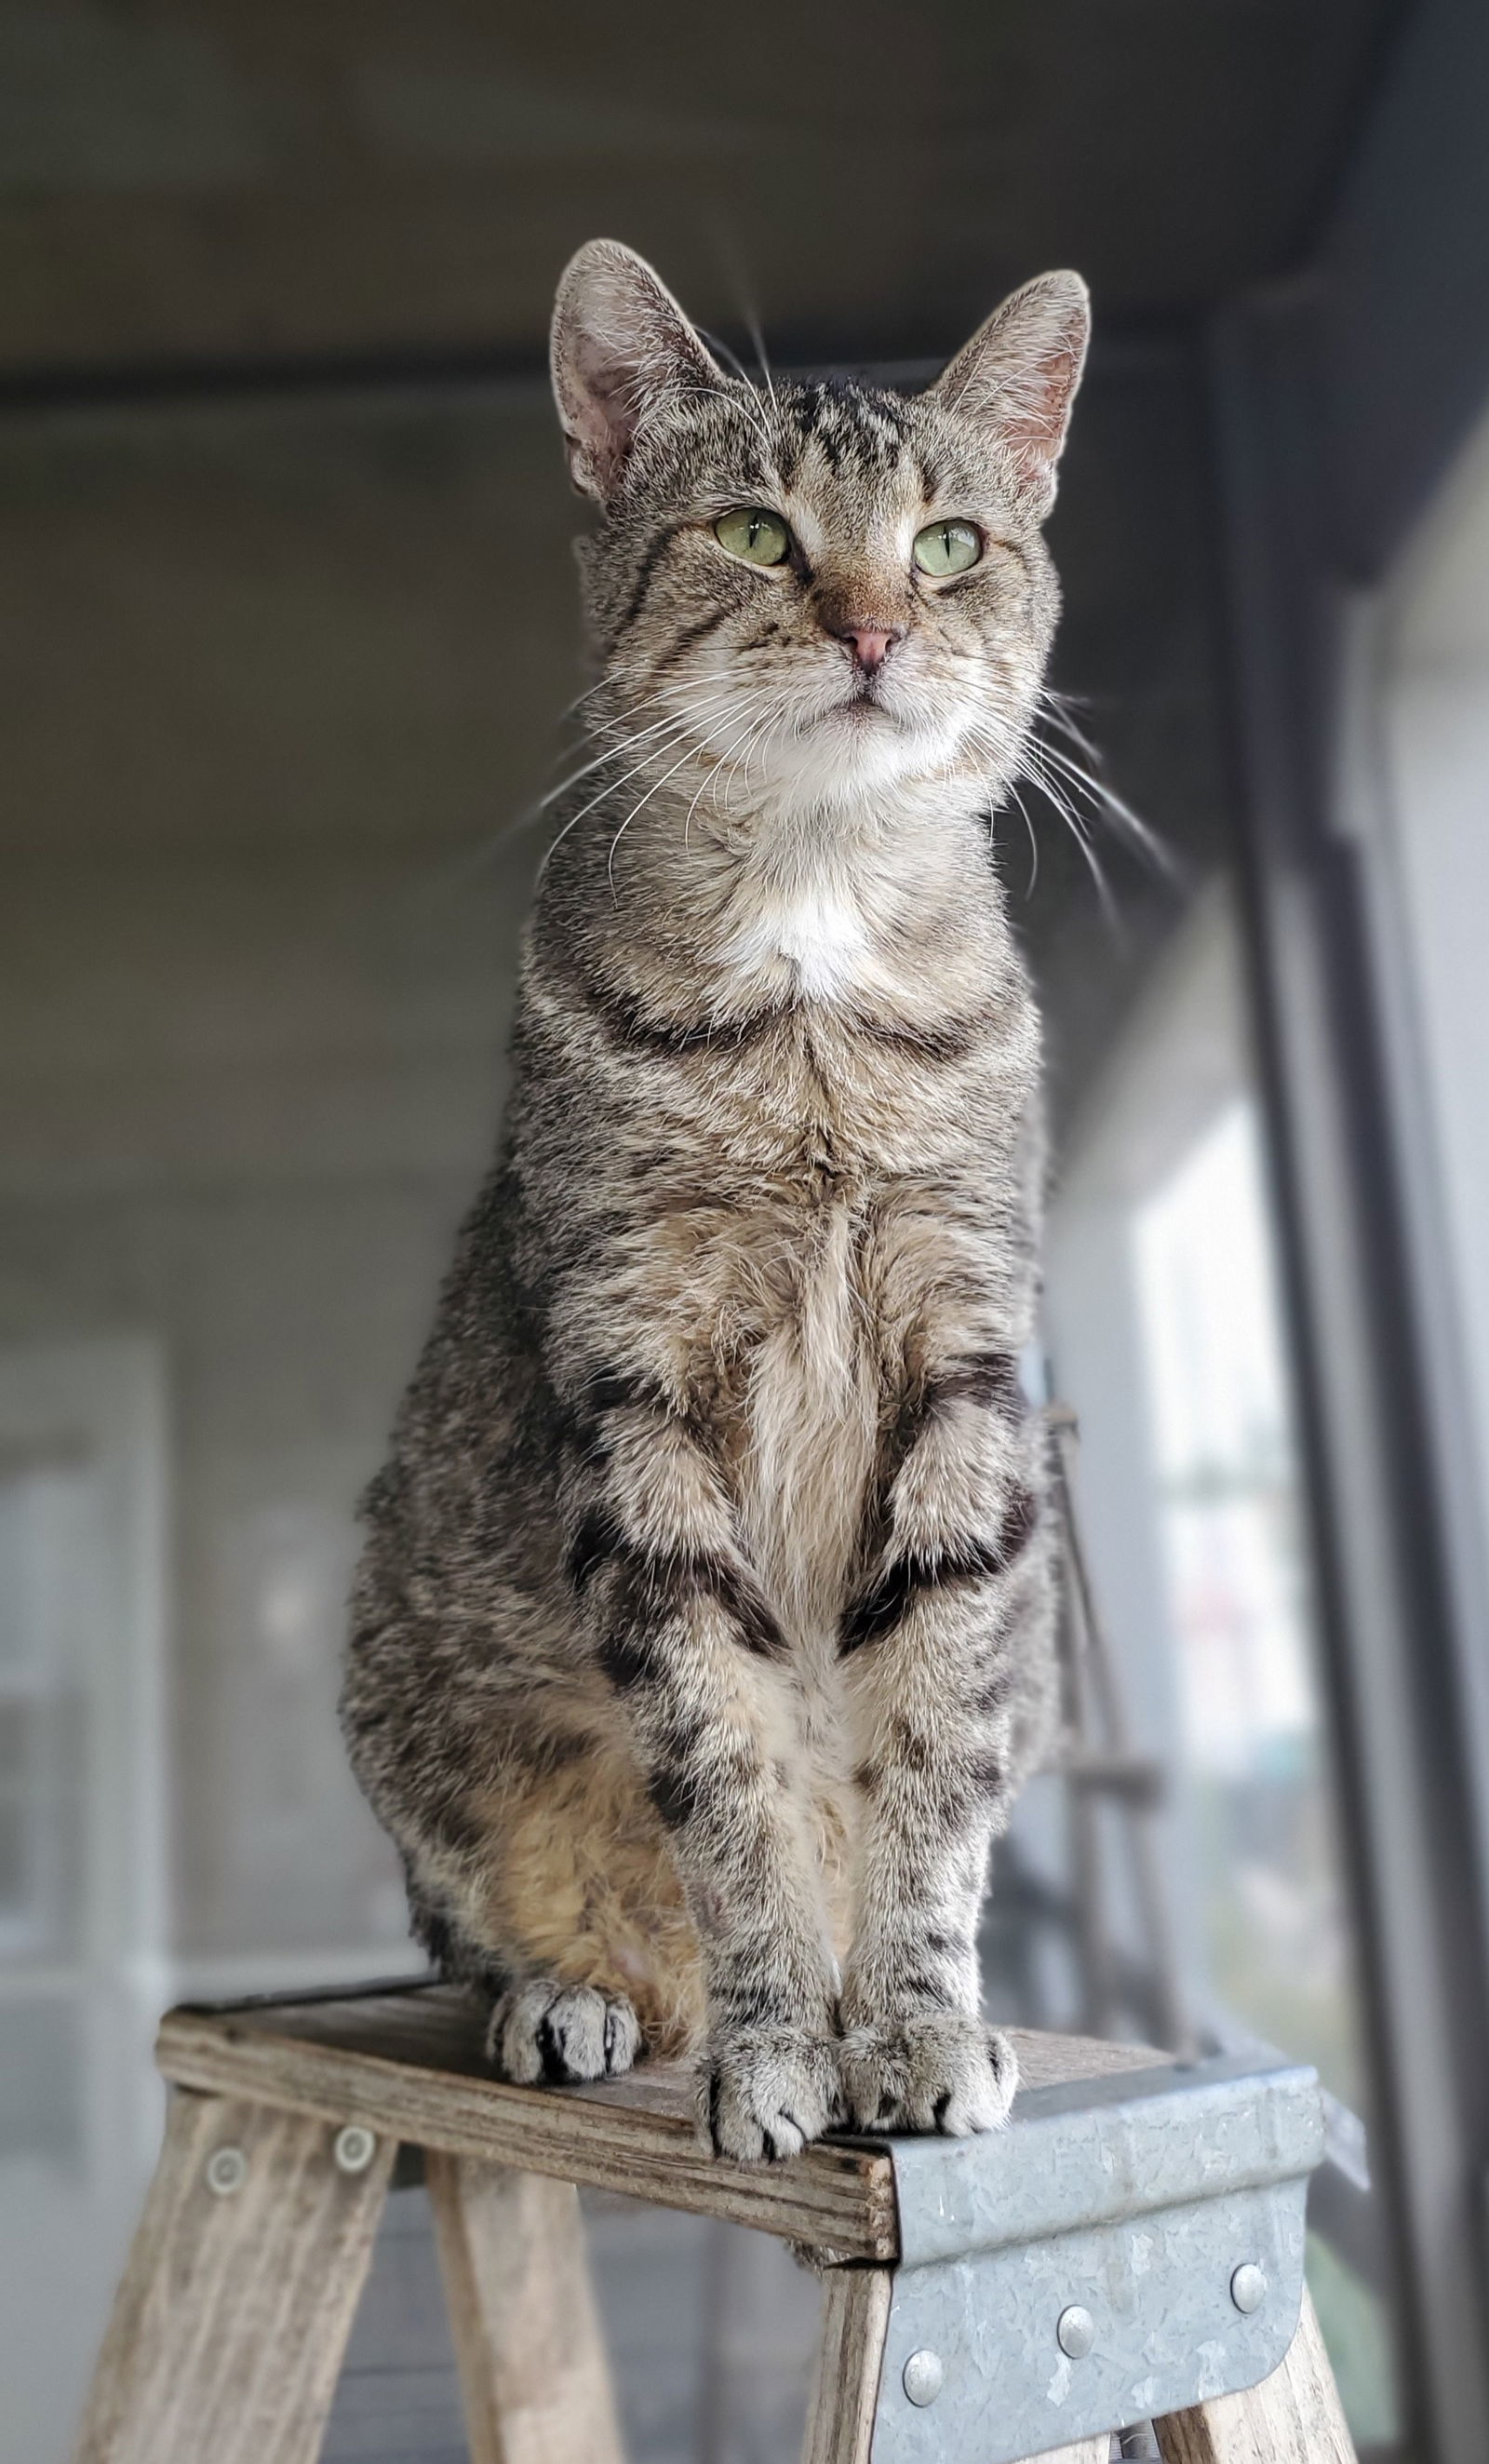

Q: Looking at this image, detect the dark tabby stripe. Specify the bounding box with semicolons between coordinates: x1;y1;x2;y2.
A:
660;605;731;669
849;1005;999;1064
649;1738;759;1836
878;1353;1023;1509
567;1505;626;1591
936;1351;1022;1410
597;1621;662;1692
887;1968;959;2011
587;980;791;1057
649;1761;705;1830
614;521;683;633
566;1368;716;1471
709;1561;787;1659
715;1974;794;2030
839;1485;1038;1653
921;1929;965;1959
573;1523;787;1672
584;1367;671;1419
964;1746;1006;1805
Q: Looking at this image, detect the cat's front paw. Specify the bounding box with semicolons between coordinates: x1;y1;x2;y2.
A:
487;1979;641;2085
839;2011;1017;2135
700;2025;842;2162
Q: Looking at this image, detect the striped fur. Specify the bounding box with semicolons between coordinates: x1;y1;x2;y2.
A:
342;242;1088;2158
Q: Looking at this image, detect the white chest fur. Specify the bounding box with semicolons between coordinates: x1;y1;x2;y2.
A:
718;884;873;1002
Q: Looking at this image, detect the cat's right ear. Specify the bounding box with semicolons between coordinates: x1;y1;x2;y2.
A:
550;240;726;504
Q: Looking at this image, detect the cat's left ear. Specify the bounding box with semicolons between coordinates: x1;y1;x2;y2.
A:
929;272;1090;520
551;239;727;504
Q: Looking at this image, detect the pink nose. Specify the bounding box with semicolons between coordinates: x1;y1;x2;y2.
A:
836;623;903;673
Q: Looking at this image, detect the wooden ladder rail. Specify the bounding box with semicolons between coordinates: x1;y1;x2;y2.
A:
72;1983;1358;2464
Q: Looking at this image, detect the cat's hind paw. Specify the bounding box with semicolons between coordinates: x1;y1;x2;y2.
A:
839;2012;1017;2135
487;1980;641;2086
700;2025;841;2163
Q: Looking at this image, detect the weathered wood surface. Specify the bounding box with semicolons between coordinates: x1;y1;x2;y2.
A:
1155;2286;1356;2463
73;2090;395;2464
156;1983;1161;2263
799;2267;892;2464
425;2157;625;2464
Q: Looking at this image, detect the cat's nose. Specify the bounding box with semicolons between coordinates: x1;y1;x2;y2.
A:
832;621;905;674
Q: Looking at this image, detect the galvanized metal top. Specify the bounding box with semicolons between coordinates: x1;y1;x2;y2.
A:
884;2051;1323;2268
868;2050;1325;2464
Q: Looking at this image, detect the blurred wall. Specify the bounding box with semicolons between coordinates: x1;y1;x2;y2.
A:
0;388;573;1971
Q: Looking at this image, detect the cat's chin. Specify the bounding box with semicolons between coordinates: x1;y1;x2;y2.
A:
757;709;955;814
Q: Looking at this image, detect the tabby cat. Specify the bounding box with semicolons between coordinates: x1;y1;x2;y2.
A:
342;239;1088;2160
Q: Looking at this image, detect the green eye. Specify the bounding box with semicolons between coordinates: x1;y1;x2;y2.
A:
914;518;982;577
715;507;792;566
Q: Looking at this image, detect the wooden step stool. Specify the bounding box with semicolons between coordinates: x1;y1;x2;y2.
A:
74;1983;1356;2464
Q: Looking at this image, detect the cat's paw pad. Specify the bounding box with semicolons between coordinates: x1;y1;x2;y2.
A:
839;2012;1017;2134
699;2026;841;2162
487;1980;641;2086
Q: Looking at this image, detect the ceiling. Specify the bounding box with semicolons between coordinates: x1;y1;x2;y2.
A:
0;0;1404;377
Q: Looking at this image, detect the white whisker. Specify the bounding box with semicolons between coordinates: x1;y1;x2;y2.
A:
606;715;753;896
1036;693;1176;877
685;691;787;840
538;709;722;880
743;312;779;414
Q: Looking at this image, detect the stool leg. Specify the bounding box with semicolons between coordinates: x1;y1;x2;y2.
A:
425;2154;625;2464
800;2269;892;2464
1153;2287;1356;2462
73;2090;395;2464
799;2269;1110;2464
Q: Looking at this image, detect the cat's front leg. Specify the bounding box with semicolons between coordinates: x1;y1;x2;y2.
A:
838;1354;1055;2134
594;1578;843;2159
569;1386;842;2159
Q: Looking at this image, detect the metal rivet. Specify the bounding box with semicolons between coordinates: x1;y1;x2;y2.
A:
334;2123;378;2175
1056;2304;1095;2360
205;2145;248;2197
902;2349;945;2406
1230;2262;1268;2315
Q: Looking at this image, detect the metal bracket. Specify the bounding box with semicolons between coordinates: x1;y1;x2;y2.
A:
870;2053;1323;2463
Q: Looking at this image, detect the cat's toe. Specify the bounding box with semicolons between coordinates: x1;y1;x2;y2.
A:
839;2012;1017;2135
699;2025;841;2162
487;1981;640;2085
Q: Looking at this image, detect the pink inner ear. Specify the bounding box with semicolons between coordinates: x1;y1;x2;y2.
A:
1000;333;1085;480
932;276;1089;505
566;334;643;488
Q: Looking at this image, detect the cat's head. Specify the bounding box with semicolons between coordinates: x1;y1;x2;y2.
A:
551;240;1088;828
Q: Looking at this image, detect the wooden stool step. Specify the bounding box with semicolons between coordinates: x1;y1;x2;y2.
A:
74;1983;1357;2464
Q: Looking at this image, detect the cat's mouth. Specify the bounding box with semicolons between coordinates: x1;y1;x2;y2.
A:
837;685;894;721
